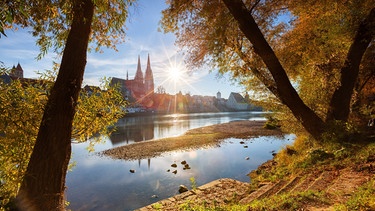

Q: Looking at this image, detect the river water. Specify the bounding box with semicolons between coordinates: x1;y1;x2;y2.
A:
65;112;294;211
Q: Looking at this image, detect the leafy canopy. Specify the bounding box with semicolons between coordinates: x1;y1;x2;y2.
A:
1;0;135;58
161;0;374;131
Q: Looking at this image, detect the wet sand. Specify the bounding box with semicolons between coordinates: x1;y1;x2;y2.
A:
101;120;282;160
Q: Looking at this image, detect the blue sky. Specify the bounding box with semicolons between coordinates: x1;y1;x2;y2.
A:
0;0;243;98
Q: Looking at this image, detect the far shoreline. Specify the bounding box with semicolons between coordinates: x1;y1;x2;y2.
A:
101;120;283;160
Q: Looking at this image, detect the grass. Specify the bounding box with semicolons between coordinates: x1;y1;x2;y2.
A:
248;190;330;211
177;132;375;211
335;179;375;211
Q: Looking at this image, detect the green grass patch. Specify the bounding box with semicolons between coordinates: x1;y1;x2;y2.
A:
334;179;375;211
248;190;330;211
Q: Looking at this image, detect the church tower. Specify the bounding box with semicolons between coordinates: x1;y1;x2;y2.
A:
10;62;24;78
134;55;143;82
144;54;154;95
132;55;145;98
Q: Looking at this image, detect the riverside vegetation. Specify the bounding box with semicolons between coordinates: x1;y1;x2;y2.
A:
164;123;375;211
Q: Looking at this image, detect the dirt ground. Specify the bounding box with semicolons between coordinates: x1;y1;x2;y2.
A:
100;120;283;160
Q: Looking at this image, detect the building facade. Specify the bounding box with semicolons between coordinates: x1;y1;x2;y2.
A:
110;54;154;102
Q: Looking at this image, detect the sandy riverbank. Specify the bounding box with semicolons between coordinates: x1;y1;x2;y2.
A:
101;120;283;160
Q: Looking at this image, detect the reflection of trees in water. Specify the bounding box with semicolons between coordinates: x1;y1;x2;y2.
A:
138;158;151;170
109;112;264;146
109;116;155;145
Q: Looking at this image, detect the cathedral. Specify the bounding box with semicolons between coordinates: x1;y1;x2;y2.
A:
110;54;154;102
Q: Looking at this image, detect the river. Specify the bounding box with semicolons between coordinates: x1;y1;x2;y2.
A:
65;112;294;211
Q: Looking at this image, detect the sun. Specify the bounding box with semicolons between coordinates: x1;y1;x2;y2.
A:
167;65;183;81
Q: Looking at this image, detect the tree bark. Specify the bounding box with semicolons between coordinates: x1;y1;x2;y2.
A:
222;0;325;139
16;0;94;210
326;7;375;121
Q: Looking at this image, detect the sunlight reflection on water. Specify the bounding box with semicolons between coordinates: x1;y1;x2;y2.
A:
66;112;293;211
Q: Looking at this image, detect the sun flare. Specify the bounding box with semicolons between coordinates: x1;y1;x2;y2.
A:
167;66;183;81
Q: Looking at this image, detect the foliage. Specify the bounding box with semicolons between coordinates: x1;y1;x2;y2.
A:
0;80;45;210
161;0;375;138
264;115;280;129
0;77;125;209
190;177;197;190
151;203;163;210
0;0;135;58
73;78;126;151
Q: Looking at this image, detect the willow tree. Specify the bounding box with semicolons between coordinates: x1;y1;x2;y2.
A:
1;0;134;210
0;76;125;209
161;0;375;140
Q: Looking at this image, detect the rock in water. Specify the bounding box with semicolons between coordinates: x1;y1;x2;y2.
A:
183;164;191;170
181;160;187;165
179;185;188;193
171;163;177;168
172;170;177;174
130;169;136;173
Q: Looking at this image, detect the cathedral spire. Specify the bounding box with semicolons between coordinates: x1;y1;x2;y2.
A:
144;54;154;94
134;55;143;81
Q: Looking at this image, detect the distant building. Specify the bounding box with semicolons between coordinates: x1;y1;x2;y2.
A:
217;91;221;99
110;54;155;101
1;63;24;83
1;63;28;84
10;63;24;79
226;92;250;111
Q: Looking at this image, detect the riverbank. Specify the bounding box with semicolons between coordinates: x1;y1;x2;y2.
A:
101;120;283;160
102;120;375;210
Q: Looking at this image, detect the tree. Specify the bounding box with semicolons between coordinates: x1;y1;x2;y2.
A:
1;0;134;210
161;0;375;140
0;75;125;209
156;85;166;94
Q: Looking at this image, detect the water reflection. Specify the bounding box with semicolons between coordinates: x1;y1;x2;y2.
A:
67;135;294;211
66;112;285;211
109;111;265;147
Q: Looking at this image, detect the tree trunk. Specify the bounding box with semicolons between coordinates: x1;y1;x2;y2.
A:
326;8;375;121
223;0;325;140
16;0;94;210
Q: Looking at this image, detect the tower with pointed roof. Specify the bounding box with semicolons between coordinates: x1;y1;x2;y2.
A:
10;63;24;78
144;54;154;95
119;55;155;100
134;55;143;82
